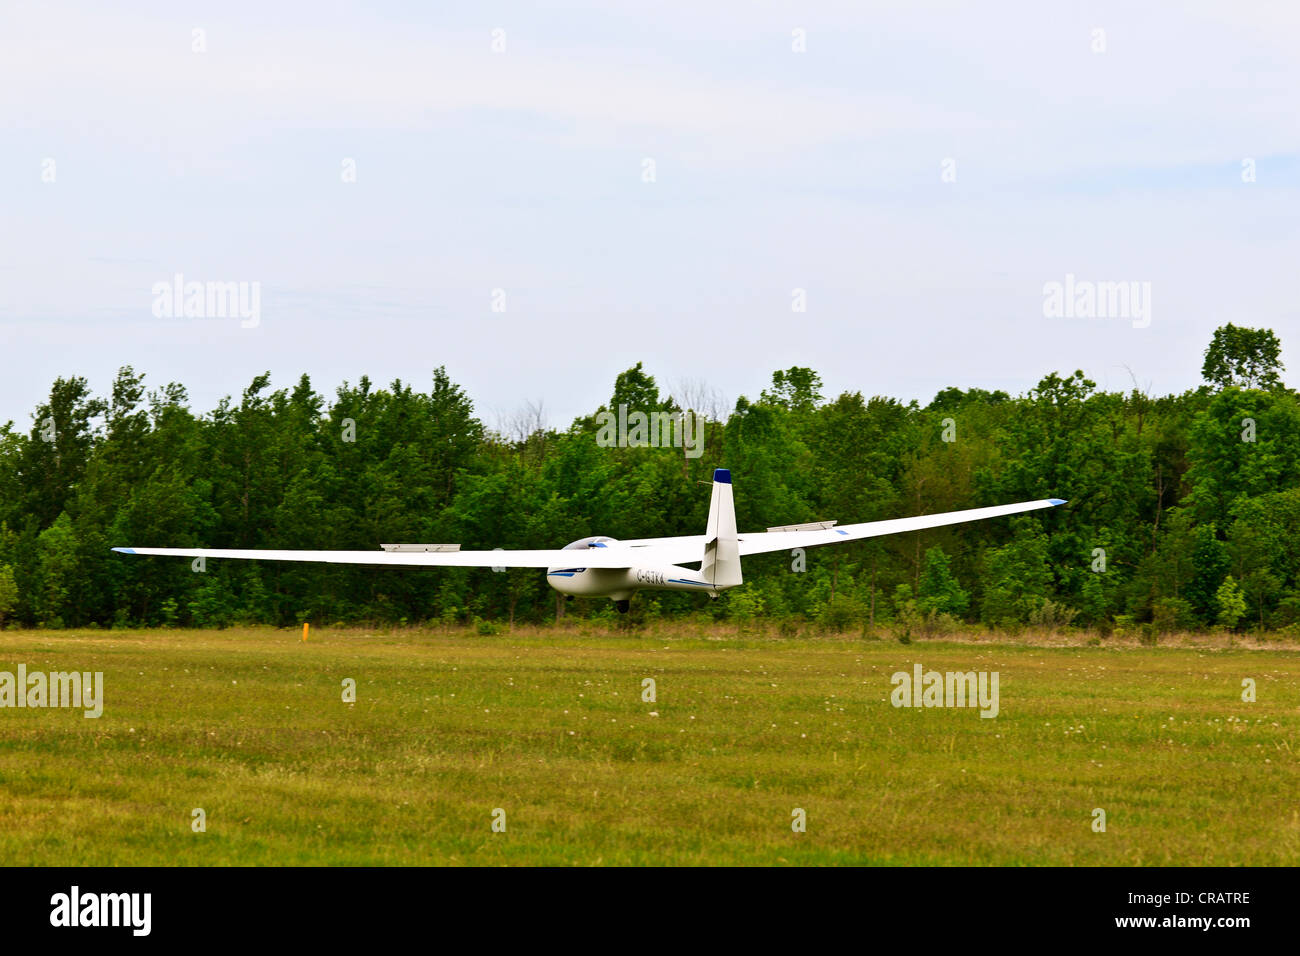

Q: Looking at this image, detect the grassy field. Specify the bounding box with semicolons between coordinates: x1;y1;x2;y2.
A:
0;625;1297;866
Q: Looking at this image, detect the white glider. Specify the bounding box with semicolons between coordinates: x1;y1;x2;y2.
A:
114;469;1065;612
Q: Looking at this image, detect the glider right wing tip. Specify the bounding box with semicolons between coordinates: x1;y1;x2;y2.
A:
1048;498;1067;506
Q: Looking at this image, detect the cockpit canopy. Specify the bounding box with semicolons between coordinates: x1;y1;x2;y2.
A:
562;535;618;550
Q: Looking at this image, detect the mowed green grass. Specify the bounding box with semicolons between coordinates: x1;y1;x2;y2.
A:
0;626;1297;866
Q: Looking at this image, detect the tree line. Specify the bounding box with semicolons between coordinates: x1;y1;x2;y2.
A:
1;324;1297;636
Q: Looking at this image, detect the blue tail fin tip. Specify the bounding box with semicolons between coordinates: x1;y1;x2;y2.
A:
1048;498;1067;506
713;468;731;484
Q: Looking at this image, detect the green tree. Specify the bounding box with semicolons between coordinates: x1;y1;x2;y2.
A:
760;367;824;413
20;377;106;529
981;520;1053;626
609;362;670;413
916;546;969;617
1215;575;1246;630
32;513;79;627
0;563;17;626
1184;388;1300;528
1186;523;1229;625
1078;573;1111;625
189;573;236;629
1202;324;1284;390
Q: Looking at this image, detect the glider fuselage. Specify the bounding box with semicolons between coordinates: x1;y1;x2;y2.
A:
547;539;723;600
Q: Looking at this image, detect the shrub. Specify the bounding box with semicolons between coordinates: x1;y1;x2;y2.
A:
1029;599;1078;632
1152;597;1195;634
817;596;865;634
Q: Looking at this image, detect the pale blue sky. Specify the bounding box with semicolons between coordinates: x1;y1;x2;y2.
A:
2;1;1297;429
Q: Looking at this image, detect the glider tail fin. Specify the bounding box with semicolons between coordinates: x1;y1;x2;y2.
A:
701;468;742;589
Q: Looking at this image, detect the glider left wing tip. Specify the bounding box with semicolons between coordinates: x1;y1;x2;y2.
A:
112;547;136;554
1048;498;1067;506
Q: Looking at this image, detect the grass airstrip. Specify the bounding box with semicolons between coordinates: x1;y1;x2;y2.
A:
0;625;1296;865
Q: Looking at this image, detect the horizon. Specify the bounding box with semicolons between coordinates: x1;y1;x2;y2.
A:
1;337;1281;437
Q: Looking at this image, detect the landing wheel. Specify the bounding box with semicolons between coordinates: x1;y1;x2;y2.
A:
615;599;630;614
